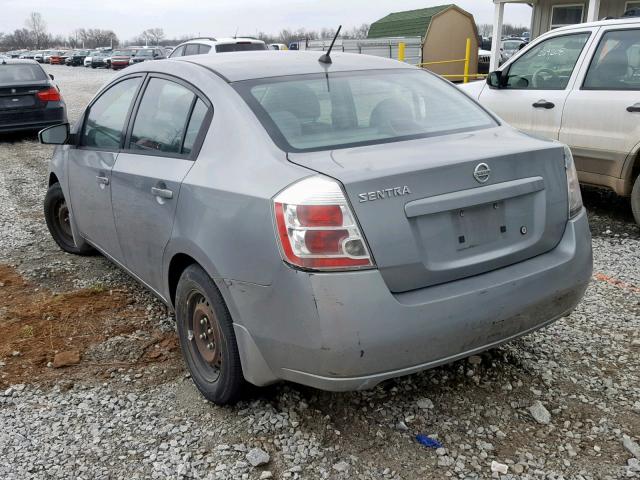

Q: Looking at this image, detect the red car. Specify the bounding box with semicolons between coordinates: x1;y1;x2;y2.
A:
110;49;133;70
49;51;71;65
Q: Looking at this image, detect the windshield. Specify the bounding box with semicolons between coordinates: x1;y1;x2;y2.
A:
136;50;154;56
0;64;47;83
113;50;130;56
235;69;496;152
216;43;267;53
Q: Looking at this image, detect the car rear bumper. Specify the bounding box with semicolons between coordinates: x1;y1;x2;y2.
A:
227;209;593;391
0;104;67;133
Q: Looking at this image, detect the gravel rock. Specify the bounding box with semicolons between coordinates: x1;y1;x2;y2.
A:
332;461;350;472
52;350;80;368
623;435;640;459
246;448;270;467
416;398;434;410
529;400;552;425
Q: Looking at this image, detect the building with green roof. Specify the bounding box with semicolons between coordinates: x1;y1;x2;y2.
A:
368;4;479;79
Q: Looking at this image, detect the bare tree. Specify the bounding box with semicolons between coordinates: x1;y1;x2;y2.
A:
476;22;528;39
148;28;164;45
25;12;47;48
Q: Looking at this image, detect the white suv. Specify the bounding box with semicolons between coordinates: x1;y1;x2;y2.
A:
461;17;640;224
169;37;267;58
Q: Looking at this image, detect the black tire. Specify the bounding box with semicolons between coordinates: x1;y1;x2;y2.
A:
632;174;640;226
44;183;95;255
175;264;245;404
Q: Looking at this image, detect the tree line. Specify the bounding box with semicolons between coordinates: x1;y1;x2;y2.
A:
0;13;119;50
476;22;529;38
0;12;526;52
0;13;369;51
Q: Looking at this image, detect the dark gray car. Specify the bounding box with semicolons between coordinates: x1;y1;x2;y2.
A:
0;59;67;133
39;51;593;404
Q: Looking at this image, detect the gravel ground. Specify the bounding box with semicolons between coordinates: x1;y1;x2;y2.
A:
0;64;639;480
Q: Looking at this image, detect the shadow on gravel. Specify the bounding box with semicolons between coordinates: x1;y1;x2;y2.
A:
582;186;639;238
0;131;39;144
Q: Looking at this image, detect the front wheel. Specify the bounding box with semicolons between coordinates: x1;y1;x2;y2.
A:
44;183;94;255
632;174;640;225
175;265;246;404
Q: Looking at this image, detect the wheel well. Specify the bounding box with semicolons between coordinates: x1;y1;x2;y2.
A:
633;153;640;183
48;173;59;187
168;253;198;307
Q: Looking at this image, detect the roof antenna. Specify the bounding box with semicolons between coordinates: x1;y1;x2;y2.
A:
318;25;342;65
234;26;239;39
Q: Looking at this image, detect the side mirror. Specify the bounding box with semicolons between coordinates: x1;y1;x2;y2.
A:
49;74;54;80
487;71;503;89
39;123;70;145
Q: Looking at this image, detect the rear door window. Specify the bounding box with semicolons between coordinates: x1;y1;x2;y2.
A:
182;99;209;155
583;29;640;90
199;45;211;54
82;77;142;149
184;44;199;56
128;77;196;154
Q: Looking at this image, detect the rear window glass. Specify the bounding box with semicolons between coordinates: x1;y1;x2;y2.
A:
235;69;497;152
215;43;266;53
0;64;47;83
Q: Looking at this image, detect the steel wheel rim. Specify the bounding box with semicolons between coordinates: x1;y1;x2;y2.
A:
55;199;73;242
187;292;222;382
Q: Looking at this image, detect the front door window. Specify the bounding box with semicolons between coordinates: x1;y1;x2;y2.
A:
503;33;590;90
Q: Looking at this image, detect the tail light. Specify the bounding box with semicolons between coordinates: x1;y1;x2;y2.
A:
564;145;583;218
273;176;374;271
36;87;61;102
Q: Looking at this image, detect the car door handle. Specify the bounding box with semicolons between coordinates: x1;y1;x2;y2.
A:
151;186;173;199
532;100;555;109
626;103;640;112
96;175;109;185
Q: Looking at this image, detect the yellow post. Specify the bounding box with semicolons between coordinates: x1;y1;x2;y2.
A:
398;42;406;62
463;37;471;83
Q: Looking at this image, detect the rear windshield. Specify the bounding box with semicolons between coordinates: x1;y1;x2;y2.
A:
216;43;267;53
235;69;497;152
0;64;47;83
113;50;130;56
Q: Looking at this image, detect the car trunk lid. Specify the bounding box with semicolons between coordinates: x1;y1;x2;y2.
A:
288;127;568;293
0;81;51;110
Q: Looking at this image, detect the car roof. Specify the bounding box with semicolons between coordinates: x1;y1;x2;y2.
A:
179;37;265;47
173;50;414;82
551;16;640;33
0;58;40;65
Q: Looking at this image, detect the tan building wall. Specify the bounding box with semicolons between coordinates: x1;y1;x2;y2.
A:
421;7;479;80
532;0;636;38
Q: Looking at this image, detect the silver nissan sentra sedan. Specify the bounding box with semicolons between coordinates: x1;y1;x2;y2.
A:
39;51;593;404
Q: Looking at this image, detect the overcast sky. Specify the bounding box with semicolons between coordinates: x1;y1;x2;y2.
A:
1;0;533;40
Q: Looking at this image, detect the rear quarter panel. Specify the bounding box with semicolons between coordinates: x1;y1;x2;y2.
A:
160;63;312;296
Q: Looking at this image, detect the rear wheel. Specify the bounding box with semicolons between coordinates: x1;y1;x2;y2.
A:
44;183;94;255
175;265;245;404
632;174;640;225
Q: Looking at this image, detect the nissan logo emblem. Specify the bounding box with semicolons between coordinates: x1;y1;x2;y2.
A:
473;163;491;184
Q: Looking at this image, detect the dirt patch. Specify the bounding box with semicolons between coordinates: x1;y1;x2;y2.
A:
0;264;179;388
